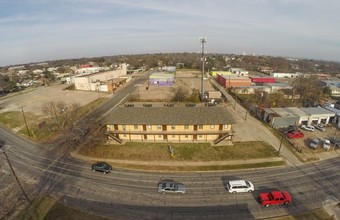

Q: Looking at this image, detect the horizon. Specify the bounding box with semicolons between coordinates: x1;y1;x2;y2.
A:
1;0;340;66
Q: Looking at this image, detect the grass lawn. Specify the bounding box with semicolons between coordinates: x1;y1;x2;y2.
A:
17;196;334;220
79;141;279;161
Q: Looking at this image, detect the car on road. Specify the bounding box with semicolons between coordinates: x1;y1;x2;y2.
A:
323;139;331;150
309;138;320;150
91;162;112;174
314;124;326;132
301;124;315;132
226;180;254;193
259;190;292;207
158;181;186;194
287;131;304;139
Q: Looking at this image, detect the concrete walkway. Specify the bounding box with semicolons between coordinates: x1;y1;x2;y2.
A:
210;79;303;166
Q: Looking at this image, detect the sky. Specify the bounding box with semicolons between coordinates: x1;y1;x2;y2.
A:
1;0;340;66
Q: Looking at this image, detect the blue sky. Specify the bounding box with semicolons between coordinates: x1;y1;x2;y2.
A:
1;0;340;66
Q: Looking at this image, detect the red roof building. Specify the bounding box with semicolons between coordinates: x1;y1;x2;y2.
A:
250;76;275;84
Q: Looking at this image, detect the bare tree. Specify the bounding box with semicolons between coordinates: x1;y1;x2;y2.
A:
292;75;322;102
171;85;190;102
42;101;80;142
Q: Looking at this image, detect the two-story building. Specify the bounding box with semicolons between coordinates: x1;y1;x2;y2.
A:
106;103;236;144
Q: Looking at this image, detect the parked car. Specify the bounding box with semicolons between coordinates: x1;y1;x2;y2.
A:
158;181;186;194
301;124;315;132
323;139;331;150
226;180;254;193
259;190;292;207
91;162;112;174
283;126;299;134
309;138;320;150
329;137;340;148
314;124;326;132
287;131;304;139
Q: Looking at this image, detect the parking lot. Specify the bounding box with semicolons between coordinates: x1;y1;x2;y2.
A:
286;124;340;161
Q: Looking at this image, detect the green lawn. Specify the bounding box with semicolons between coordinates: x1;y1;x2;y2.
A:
79;141;279;161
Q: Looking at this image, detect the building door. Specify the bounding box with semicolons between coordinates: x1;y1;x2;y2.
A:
143;125;147;131
219;124;223;130
194;125;197;131
114;124;118;130
143;134;147;140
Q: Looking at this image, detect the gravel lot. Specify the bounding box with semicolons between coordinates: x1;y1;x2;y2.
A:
0;83;111;116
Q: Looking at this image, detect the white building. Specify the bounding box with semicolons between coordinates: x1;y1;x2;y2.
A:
229;68;249;76
270;72;302;78
74;63;127;91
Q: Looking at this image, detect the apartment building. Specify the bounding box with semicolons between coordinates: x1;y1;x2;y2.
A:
106;103;236;144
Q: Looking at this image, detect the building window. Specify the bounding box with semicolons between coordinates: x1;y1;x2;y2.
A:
210;125;215;129
157;125;162;130
185;135;188;138
147;125;152;130
123;134;127;137
224;124;228;129
172;135;175;138
184;125;189;130
134;125;138;129
158;135;162;138
198;125;203;129
171;125;176;130
122;125;126;131
199;135;203;138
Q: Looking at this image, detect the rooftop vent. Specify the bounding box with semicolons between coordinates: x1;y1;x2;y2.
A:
124;104;134;107
143;104;152;107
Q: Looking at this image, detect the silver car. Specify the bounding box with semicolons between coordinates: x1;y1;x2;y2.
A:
309;138;320;149
158;182;186;194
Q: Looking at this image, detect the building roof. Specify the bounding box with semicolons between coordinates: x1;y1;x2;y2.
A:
106;104;236;125
301;107;335;116
270;107;308;117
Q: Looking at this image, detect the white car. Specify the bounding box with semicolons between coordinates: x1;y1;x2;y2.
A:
314;124;326;132
323;139;331;150
226;180;254;193
301;124;315;132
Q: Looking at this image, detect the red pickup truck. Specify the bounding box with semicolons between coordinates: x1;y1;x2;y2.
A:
259;191;292;207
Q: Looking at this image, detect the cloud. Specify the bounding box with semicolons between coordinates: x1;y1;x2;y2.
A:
0;0;340;66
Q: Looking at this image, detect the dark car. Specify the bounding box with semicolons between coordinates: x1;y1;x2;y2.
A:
91;162;112;174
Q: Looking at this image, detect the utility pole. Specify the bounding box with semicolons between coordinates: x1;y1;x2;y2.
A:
21;107;30;137
278;134;284;156
200;37;206;98
3;151;32;204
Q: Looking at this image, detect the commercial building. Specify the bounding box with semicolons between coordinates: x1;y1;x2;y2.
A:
149;72;175;86
263;107;335;128
216;74;252;88
74;63;127;92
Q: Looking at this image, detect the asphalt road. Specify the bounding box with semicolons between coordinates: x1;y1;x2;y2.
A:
1;75;340;219
2;132;340;219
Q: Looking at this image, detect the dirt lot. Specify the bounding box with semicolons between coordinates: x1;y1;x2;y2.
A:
0;70;216;115
0;83;111;116
135;70;216;101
